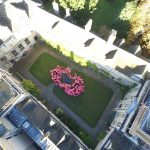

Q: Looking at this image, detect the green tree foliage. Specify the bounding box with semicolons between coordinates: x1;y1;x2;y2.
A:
22;79;40;96
97;131;107;141
58;0;85;10
127;0;150;57
112;0;137;38
89;0;98;12
54;107;95;148
58;0;98;11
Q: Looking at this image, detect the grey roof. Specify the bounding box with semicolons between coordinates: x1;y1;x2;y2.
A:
57;135;80;150
0;79;13;110
16;98;50;130
15;98;87;150
105;50;117;59
100;129;140;150
48;127;65;144
0;4;12;31
142;92;150;135
0;123;7;136
11;0;29;17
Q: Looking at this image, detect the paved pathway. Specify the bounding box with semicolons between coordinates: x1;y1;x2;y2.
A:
12;44;123;139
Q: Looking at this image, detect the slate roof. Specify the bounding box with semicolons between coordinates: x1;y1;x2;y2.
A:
14;98;88;150
100;129;140;150
16;98;50;130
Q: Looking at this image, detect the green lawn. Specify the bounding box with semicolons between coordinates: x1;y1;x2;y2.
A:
72;0;137;38
92;0;137;37
42;0;53;12
92;0;125;29
29;53;66;86
42;0;137;37
30;53;113;127
54;70;113;127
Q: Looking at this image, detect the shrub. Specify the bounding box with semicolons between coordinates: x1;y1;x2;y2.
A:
55;107;64;117
21;79;40;96
54;107;95;148
41;37;89;67
97;131;107;141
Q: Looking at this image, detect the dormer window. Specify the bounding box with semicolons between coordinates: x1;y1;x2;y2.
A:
18;44;24;51
11;50;18;56
25;38;30;45
1;56;8;62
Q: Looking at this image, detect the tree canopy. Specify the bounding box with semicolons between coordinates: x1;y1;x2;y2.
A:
127;0;150;57
22;79;40;96
58;0;98;11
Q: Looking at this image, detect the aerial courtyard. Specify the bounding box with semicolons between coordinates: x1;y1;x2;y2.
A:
30;53;113;127
11;43;123;147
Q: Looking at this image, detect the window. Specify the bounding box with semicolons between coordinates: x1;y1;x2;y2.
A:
119;104;122;108
18;44;24;51
117;122;122;127
1;56;8;62
10;59;16;64
24;38;30;45
34;36;38;41
11;50;18;56
121;114;126;117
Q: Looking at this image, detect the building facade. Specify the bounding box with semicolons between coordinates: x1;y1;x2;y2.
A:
97;81;150;150
0;0;39;69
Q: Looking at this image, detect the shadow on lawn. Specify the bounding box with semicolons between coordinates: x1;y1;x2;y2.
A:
92;0;129;37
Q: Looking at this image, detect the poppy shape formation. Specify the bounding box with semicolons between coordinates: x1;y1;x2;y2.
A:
50;66;85;96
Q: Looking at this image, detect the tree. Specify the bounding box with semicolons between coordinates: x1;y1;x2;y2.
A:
58;0;86;11
58;0;98;27
89;0;98;12
58;0;98;11
22;79;40;96
127;0;150;57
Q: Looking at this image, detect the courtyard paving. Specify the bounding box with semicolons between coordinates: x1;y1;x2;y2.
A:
11;44;123;138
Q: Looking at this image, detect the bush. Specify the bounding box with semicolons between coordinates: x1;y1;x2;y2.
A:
54;107;95;148
112;19;130;38
55;107;64;116
22;79;40;96
42;38;89;67
117;83;130;98
97;131;107;141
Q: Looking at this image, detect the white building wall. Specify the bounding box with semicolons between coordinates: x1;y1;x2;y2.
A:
0;0;150;84
27;2;150;85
